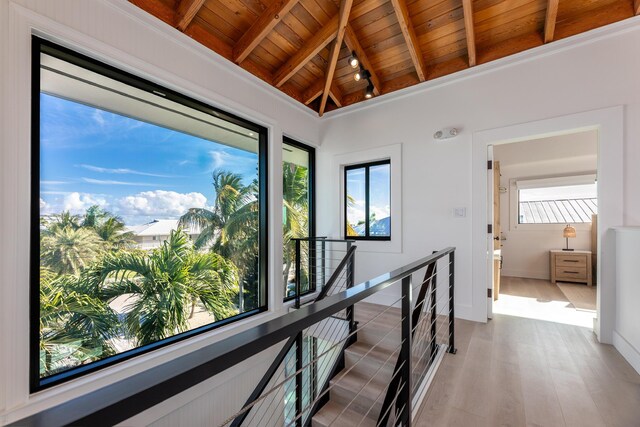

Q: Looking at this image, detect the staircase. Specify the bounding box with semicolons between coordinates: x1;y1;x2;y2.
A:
312;302;402;427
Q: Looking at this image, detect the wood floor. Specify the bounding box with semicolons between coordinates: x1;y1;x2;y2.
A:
494;276;597;328
414;315;640;426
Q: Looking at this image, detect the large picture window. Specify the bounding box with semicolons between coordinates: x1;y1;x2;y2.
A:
31;37;268;390
344;160;391;240
282;138;315;300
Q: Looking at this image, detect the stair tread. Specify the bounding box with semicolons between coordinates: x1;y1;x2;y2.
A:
312;400;377;427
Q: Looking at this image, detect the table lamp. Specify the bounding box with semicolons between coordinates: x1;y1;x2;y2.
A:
563;224;576;251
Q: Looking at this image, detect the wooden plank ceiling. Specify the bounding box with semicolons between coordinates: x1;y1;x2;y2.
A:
130;0;638;116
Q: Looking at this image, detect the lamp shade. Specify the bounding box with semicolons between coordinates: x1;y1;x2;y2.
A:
563;225;577;238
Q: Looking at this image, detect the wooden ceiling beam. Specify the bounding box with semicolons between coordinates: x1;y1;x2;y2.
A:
274;15;339;87
390;0;427;81
544;0;560;43
634;0;639;15
461;0;477;66
344;25;381;95
233;0;300;64
302;80;343;106
319;0;353;116
129;0;177;25
176;0;206;31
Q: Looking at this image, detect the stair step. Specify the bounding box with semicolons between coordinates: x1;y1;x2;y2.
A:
329;366;389;417
312;400;377;427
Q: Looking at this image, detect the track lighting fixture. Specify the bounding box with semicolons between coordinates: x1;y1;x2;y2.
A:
348;51;359;69
354;68;370;82
364;81;374;99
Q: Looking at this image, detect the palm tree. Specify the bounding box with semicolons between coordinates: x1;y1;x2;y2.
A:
282;162;309;286
44;211;81;233
81;205;136;250
94;216;136;250
179;170;250;250
179;170;260;310
97;229;239;345
39;267;118;376
41;226;103;275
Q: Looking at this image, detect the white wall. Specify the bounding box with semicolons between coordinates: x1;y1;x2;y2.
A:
0;0;320;424
613;227;640;375
318;18;640;327
494;131;598;280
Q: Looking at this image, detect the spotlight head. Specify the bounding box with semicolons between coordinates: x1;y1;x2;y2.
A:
364;82;374;99
348;51;359;69
354;71;362;82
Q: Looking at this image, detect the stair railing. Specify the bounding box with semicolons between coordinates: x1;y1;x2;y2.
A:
12;247;455;427
231;238;356;427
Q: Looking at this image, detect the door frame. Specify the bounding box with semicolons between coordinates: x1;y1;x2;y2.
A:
471;106;623;344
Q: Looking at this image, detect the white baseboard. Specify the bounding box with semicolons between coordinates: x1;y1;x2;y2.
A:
501;270;550;280
612;330;640;375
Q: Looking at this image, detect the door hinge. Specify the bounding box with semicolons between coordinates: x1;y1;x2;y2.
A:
487;160;493;170
488;224;493;234
487;288;493;298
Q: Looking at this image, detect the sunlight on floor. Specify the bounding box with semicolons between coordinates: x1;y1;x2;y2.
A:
494;293;596;328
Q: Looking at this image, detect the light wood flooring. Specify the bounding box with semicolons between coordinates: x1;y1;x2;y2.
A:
415;315;640;426
494;277;597;328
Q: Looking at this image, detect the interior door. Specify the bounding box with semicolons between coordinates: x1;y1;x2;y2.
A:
487;147;494;319
493;161;501;301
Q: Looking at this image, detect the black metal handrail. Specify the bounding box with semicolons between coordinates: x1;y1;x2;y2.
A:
231;239;356;427
11;247;455;427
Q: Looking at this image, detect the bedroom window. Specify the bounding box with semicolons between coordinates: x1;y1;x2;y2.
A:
517;176;597;224
31;37;268;390
344;160;391;240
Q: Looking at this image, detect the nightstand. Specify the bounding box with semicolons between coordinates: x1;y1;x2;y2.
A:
550;250;593;286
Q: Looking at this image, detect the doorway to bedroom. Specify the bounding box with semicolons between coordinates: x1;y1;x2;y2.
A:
490;129;598;328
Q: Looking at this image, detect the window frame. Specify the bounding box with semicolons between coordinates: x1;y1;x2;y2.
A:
343;159;391;241
508;174;597;231
282;136;316;302
30;36;269;391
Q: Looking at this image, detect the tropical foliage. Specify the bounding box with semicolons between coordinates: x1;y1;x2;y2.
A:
282;162;310;294
38;205;240;379
179;170;260;310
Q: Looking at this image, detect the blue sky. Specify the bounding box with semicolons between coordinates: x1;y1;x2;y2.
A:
346;165;390;227
40;94;258;225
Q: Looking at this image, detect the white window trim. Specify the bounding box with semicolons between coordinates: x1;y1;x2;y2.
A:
509;173;597;231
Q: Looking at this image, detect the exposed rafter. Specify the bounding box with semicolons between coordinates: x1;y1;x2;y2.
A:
176;0;206;31
233;0;300;64
319;0;354;116
461;0;477;66
344;25;380;95
544;0;560;43
390;0;427;81
274;15;339;87
302;80;342;106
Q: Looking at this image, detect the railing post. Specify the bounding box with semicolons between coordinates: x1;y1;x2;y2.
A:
448;251;457;354
295;239;301;309
346;241;356;335
295;332;303;427
309;239;316;294
430;263;438;361
321;239;326;290
400;275;413;426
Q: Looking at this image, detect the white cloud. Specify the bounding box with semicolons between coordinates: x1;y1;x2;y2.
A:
63;192;108;214
92;109;105;127
82;177;158;186
41;180;69;185
117;190;207;218
78;164;175;178
210;150;228;169
371;205;390;220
